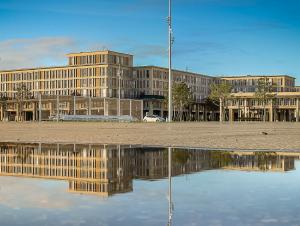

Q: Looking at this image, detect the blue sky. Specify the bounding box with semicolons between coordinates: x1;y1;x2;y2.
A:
0;0;300;83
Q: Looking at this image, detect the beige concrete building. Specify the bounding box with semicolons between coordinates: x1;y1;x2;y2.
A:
221;75;296;93
133;66;216;119
134;66;213;102
0;96;143;121
225;91;300;122
0;50;136;99
1;49;300;122
219;75;300;122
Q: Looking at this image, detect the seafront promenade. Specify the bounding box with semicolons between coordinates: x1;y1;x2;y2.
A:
0;122;299;151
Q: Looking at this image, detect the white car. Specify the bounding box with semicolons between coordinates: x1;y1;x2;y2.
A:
143;115;165;122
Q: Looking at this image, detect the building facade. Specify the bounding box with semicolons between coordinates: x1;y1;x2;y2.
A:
0;49;300;122
133;66;216;118
221;75;296;93
0;50;136;99
225;92;300;122
0;96;143;121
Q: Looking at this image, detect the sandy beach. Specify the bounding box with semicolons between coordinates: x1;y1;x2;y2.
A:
0;122;299;151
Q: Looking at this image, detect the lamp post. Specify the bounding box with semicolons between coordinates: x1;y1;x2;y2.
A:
38;92;42;122
118;64;123;117
168;0;173;122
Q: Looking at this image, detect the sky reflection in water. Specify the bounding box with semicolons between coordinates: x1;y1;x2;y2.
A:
0;143;299;226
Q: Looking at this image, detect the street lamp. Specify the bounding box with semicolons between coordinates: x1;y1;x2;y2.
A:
168;0;173;122
118;64;123;117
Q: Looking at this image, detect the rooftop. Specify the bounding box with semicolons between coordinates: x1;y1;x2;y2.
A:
221;75;295;79
66;50;133;57
134;65;213;78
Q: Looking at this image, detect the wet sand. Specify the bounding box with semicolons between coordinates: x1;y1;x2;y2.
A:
0;122;299;151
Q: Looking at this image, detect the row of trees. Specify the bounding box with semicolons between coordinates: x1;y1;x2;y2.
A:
1;84;32;121
0;84;84;121
209;78;275;122
1;78;275;122
169;77;275;122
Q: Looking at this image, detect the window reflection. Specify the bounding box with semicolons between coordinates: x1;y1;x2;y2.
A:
0;143;298;197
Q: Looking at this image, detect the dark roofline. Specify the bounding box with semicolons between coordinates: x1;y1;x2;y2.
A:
66;50;133;56
133;65;214;79
220;75;296;79
0;63;111;73
0;65;71;73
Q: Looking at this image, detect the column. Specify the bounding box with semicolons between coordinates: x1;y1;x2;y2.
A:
196;104;200;121
38;94;42;122
149;101;154;115
141;100;144;120
73;95;76;115
229;108;234;122
243;99;246;120
288;110;292;122
269;101;273;122
56;95;59;122
129;99;132;117
284;110;287;122
88;96;91;115
104;98;108;116
160;101;163;117
0;105;2;121
296;98;299;122
33;103;36;121
49;102;52;117
16;104;19;122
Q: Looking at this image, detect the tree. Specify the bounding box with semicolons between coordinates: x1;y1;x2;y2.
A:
173;150;190;165
255;78;274;122
172;82;193;121
15;83;31;121
209;82;232;122
0;95;8;121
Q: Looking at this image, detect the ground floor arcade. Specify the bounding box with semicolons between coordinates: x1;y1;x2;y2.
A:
225;92;300;122
0;96;143;122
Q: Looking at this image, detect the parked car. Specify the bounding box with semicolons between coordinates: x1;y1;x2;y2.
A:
48;114;61;121
143;115;165;122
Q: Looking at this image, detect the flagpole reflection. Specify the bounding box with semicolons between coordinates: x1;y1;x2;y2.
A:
167;147;173;226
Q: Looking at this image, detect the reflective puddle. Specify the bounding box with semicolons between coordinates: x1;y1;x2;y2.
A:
0;143;299;226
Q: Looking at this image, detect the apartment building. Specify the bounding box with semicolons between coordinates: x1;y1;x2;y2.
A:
134;66;213;102
133;66;216;118
1;49;300;122
221;75;296;93
0;50;217;121
0;50;136;99
225;91;300;122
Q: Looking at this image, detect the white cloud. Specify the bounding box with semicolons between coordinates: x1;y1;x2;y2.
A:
0;37;77;70
0;177;73;209
130;44;167;58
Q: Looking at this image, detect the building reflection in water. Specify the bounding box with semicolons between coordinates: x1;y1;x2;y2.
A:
0;143;299;198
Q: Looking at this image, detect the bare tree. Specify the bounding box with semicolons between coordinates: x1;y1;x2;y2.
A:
209;82;232;122
0;95;8;121
172;82;193;121
255;78;274;122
